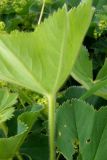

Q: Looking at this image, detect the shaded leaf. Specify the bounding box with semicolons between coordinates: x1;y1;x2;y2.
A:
0;104;43;159
21;132;49;160
93;0;107;9
93;59;107;99
71;46;107;100
57;86;107;109
86;58;107;100
57;86;86;104
96;59;107;81
56;99;94;160
56;99;107;160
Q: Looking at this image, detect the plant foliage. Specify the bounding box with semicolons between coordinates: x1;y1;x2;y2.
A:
1;0;107;160
0;0;93;96
56;99;107;160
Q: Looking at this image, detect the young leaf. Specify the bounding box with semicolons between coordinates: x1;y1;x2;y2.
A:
56;99;107;160
0;89;17;123
0;0;94;96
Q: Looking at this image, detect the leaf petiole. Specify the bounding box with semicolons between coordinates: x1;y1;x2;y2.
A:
38;0;46;25
48;94;56;160
16;152;23;160
80;79;107;100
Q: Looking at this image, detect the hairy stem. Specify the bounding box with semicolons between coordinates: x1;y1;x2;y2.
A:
48;95;56;160
38;0;46;25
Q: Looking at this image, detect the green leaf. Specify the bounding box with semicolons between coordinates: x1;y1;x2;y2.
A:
91;38;107;54
57;86;86;104
0;104;43;159
85;58;107;99
71;46;107;100
71;46;93;89
94;59;107;99
96;59;107;81
56;99;107;160
93;0;107;9
57;86;107;109
56;99;94;160
0;89;17;123
21;132;49;160
0;121;27;159
65;0;80;7
0;0;94;96
0;1;94;159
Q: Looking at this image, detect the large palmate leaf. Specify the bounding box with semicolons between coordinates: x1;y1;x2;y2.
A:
0;89;17;123
56;99;107;160
0;0;93;96
0;104;43;159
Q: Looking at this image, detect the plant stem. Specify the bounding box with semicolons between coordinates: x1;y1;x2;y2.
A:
0;122;8;137
56;152;61;160
48;94;56;160
38;0;46;25
80;79;107;100
16;152;23;160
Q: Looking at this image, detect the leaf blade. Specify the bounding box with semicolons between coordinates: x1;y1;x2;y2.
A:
0;0;93;95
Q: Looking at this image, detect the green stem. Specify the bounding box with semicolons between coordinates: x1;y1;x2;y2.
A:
80;79;107;100
38;0;46;25
0;122;8;137
56;152;61;160
19;96;26;109
16;152;23;160
48;95;56;160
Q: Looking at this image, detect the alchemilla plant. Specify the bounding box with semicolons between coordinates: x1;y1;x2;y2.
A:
0;0;107;160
